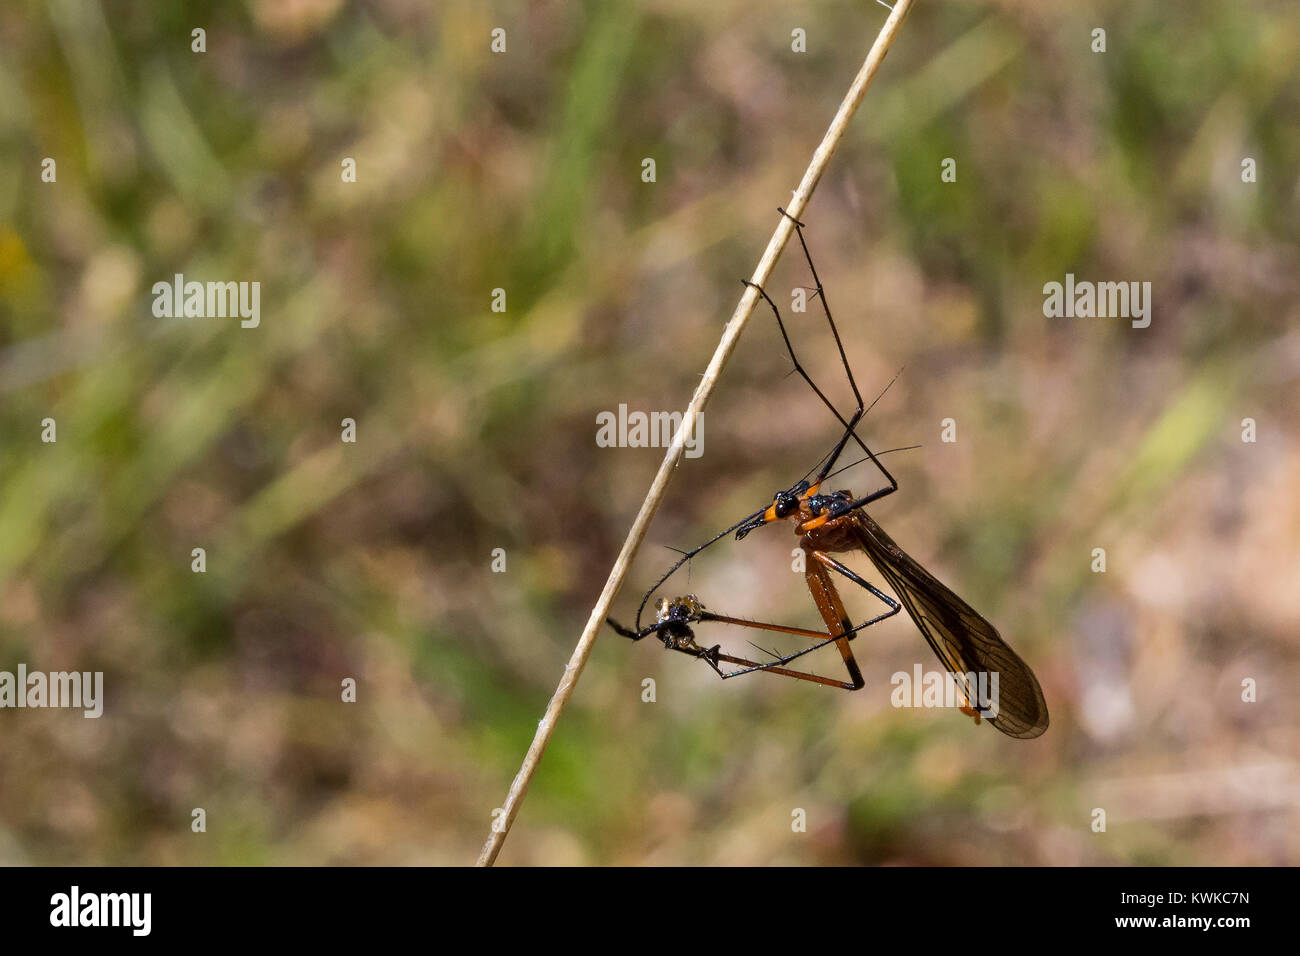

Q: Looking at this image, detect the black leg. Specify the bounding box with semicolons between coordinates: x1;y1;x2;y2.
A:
810;550;901;623
682;599;891;688
606;618;658;641
782;209;901;498
743;208;900;499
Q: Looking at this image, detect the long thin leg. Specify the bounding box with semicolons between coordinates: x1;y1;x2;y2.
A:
697;614;846;642
610;608;877;688
612;609;861;688
710;652;853;689
697;608;883;686
826;482;897;521
814;546;981;724
692;549;901;689
743;208;899;501
784;209;899;500
743;276;860;475
693;618;864;689
811;550;901;618
606;618;659;641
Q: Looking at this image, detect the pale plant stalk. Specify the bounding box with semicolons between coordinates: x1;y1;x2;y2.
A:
477;0;918;866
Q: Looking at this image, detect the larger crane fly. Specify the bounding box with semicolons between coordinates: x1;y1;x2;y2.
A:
608;209;1049;739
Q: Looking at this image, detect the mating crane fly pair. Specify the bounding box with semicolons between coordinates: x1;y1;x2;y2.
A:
608;209;1049;739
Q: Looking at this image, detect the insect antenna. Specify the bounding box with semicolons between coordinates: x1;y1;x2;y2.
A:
821;443;922;484
632;505;768;630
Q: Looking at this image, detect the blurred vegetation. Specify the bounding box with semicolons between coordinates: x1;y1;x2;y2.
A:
0;0;1297;864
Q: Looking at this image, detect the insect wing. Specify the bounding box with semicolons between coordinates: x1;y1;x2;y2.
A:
854;515;1049;739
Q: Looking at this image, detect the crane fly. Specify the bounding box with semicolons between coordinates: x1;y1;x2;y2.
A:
608;209;1049;739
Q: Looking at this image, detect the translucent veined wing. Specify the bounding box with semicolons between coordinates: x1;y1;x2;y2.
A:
853;513;1049;739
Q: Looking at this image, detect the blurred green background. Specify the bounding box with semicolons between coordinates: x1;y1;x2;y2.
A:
1;0;1297;865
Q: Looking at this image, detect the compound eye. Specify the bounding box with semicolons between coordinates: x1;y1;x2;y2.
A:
774;495;796;518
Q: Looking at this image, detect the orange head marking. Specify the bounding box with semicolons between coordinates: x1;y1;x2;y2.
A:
736;480;815;540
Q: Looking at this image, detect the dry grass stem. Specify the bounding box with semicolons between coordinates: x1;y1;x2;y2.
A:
476;0;918;866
